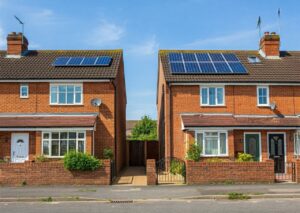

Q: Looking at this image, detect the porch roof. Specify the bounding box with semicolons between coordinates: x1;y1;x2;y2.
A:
181;114;300;129
0;115;97;129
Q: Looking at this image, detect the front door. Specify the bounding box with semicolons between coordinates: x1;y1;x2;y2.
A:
245;133;260;161
268;133;285;173
11;133;29;163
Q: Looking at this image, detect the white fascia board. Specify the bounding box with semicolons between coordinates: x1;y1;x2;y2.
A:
0;79;111;83
183;127;300;131
170;82;300;86
0;127;95;131
0;113;98;117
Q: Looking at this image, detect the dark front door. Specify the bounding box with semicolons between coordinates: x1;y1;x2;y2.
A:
129;141;145;166
268;133;285;173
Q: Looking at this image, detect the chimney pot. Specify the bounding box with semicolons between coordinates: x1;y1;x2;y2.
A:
264;31;270;35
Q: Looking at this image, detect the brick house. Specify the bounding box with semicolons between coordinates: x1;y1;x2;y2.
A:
0;32;126;174
157;32;300;175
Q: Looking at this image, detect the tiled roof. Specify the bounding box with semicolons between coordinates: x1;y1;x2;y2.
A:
181;114;300;128
0;50;122;80
0;115;97;128
159;50;300;83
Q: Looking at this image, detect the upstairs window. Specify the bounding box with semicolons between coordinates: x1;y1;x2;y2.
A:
257;86;269;106
50;84;82;105
20;84;29;98
201;86;224;106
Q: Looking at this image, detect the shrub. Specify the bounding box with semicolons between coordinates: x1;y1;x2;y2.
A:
170;160;185;176
228;192;250;200
186;143;201;162
64;151;102;171
236;153;254;162
35;155;47;162
103;148;114;160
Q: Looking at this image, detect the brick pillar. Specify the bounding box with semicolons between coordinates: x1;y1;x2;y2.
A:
35;131;42;157
86;131;93;155
228;130;235;159
296;159;300;183
147;159;157;185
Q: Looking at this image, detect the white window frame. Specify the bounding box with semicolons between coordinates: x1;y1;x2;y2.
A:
49;83;83;105
257;85;269;106
200;86;225;106
195;130;228;157
42;131;86;158
20;84;29;98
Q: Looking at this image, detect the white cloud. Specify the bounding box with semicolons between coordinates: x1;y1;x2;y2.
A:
29;9;56;25
129;35;159;56
87;20;125;47
0;26;5;49
185;23;277;48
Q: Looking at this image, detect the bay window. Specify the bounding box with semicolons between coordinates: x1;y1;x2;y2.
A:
42;131;86;157
195;131;228;156
50;84;82;105
201;86;224;106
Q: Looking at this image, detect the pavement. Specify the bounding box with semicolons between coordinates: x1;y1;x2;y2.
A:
2;184;300;202
2;199;300;213
113;167;147;186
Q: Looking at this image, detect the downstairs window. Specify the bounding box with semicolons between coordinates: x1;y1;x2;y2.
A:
295;132;300;156
195;131;228;156
42;131;86;157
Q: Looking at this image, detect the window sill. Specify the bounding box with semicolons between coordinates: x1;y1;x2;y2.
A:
200;105;226;107
20;97;29;99
257;105;270;108
201;155;229;157
50;104;84;106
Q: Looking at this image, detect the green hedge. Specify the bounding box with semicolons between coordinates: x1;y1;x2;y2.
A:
64;151;103;171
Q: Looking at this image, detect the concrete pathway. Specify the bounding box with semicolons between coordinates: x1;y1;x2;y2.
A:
113;167;147;186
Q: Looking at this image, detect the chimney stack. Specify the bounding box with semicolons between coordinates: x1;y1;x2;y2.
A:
259;32;280;59
6;32;28;56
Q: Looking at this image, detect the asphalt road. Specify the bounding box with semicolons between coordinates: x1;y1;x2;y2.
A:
1;199;300;213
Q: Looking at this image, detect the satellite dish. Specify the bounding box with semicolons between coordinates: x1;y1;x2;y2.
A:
91;98;102;107
269;102;276;111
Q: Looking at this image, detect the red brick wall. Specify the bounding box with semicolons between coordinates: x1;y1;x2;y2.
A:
0;160;111;186
186;160;274;184
146;159;157;185
296;159;300;183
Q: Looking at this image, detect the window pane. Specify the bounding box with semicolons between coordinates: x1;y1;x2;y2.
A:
196;133;203;153
205;137;218;155
217;88;223;104
206;132;218;137
75;92;81;103
296;134;300;155
52;132;59;139
259;88;263;96
59;92;66;104
60;140;68;156
67;92;74;104
78;132;85;139
78;140;84;152
43;133;50;139
220;133;227;154
69;140;76;151
51;140;59;156
75;86;82;92
59;85;66;93
50;86;58;104
43;140;49;155
21;86;28;96
60;132;68;139
201;88;208;104
69;132;76;139
209;88;216;105
67;85;74;93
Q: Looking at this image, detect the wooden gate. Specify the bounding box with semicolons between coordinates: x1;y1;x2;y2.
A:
129;141;145;166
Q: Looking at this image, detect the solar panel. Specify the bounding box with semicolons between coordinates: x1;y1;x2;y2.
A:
53;57;70;66
170;62;185;73
210;53;225;61
95;56;112;66
183;53;196;62
81;57;97;65
169;52;247;74
185;63;201;73
169;53;182;62
196;53;210;62
228;62;247;73
67;57;84;65
214;62;232;73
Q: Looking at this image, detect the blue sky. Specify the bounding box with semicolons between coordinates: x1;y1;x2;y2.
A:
0;0;299;120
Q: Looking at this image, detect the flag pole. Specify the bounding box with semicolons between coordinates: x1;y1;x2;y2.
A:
278;8;281;35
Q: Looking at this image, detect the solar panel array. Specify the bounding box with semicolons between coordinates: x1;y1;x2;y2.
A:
168;53;247;74
53;56;112;67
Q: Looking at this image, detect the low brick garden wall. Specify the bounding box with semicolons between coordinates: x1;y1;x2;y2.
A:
146;159;157;185
186;160;275;184
0;160;111;186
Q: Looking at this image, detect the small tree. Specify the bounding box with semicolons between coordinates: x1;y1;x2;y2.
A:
130;115;157;141
186;143;201;162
